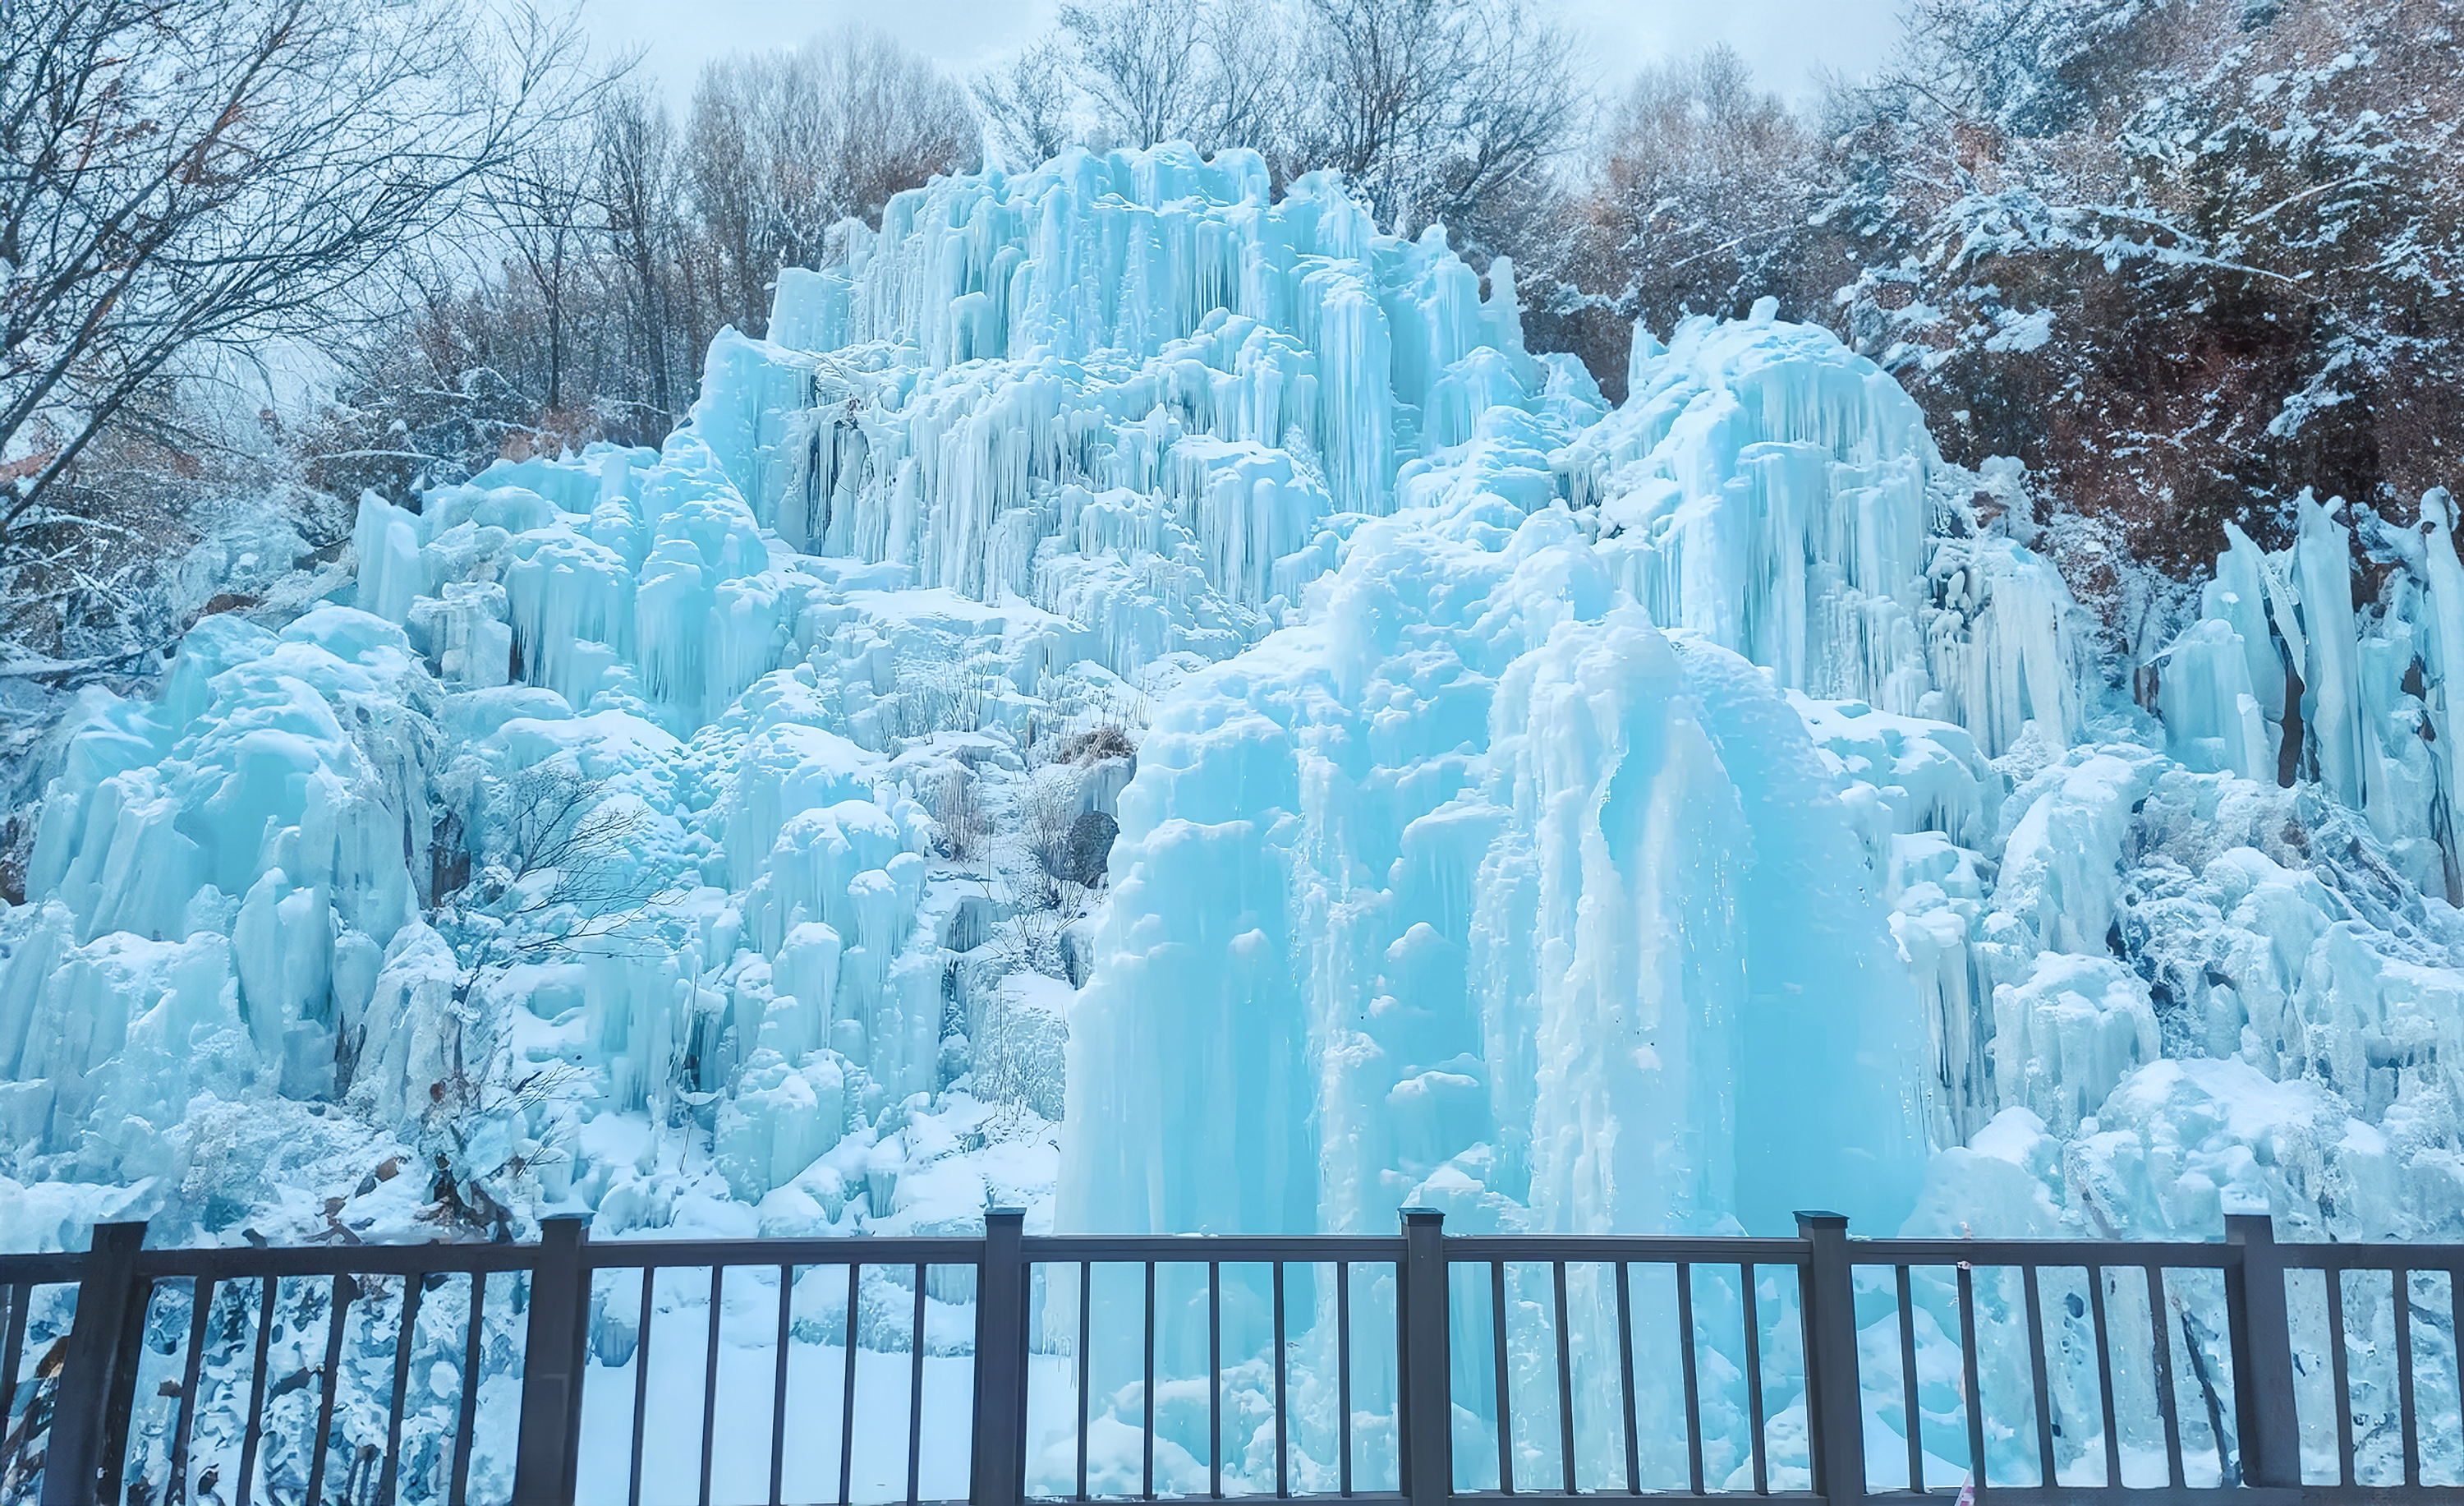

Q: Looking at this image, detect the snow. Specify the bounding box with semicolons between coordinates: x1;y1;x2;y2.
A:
8;140;2464;1494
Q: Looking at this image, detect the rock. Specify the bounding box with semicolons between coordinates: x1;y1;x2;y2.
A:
1061;809;1117;887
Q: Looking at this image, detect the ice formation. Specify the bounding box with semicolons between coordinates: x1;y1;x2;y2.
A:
9;138;2464;1494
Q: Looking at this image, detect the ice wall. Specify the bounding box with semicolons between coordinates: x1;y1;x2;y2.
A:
0;143;1606;1247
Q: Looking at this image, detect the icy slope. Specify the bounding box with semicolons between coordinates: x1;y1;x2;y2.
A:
5;143;2464;1279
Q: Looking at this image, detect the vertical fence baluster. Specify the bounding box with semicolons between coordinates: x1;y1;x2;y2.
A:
237;1275;278;1506
1145;1262;1158;1501
2021;1266;2056;1488
515;1217;590;1506
1078;1261;1093;1503
377;1273;423;1506
2145;1265;2183;1490
1797;1213;1863;1506
907;1264;926;1506
302;1273;353;1506
0;1281;26;1467
1895;1267;1923;1494
632;1267;656;1506
1615;1263;1640;1496
1677;1263;1705;1496
1274;1262;1289;1499
2225;1214;2297;1489
2324;1264;2354;1488
839;1262;860;1506
2452;1265;2464;1467
1551;1263;1575;1495
1490;1260;1515;1495
701;1265;724;1506
773;1264;793;1506
1399;1209;1451;1506
42;1219;146;1506
1209;1260;1222;1501
1956;1264;1984;1492
2087;1268;2121;1489
972;1213;1030;1506
2395;1267;2419;1490
1335;1260;1353;1499
450;1272;485;1506
169;1277;216;1506
1741;1264;1768;1496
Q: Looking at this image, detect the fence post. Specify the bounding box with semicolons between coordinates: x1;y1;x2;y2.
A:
1797;1212;1864;1506
1399;1208;1452;1506
2225;1211;2297;1488
513;1214;591;1506
41;1221;148;1506
972;1209;1030;1506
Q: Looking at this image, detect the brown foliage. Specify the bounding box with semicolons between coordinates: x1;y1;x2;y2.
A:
1533;0;2464;578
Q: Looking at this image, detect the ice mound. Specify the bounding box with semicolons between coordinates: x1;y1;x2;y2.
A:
1060;309;2108;1237
1060;400;1941;1237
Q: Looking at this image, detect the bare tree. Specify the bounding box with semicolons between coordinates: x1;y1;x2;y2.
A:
685;62;770;334
1585;46;1828;325
975;37;1078;170
595;83;682;424
982;0;1576;237
687;26;980;334
1005;0;1298;162
831;29;983;226
0;0;591;541
1060;0;1210;150
1193;0;1295;159
1293;0;1583;236
483;125;600;417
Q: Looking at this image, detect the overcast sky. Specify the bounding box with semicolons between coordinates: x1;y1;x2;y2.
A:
585;0;1903;110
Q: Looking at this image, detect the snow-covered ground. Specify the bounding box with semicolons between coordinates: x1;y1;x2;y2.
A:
9;142;2464;1494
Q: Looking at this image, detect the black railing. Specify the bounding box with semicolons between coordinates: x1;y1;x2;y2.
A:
2;1209;2460;1504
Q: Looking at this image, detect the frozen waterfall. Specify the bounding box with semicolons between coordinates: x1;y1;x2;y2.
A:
5;141;2464;1287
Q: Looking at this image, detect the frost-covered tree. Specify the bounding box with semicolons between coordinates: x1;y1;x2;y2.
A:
1819;0;2464;572
1530;0;2464;601
1531;45;1834;398
415;761;669;1233
0;0;590;647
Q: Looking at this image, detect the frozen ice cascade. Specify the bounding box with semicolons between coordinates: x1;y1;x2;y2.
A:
9;144;2464;1494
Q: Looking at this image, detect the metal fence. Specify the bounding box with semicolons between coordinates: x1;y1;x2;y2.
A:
2;1209;2460;1505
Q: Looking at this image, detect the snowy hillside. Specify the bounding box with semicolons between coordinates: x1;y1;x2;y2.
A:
7;143;2464;1257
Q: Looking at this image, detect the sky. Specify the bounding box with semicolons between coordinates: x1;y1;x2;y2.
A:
585;0;1903;110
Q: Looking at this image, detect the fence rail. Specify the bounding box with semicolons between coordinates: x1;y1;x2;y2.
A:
2;1209;2460;1505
